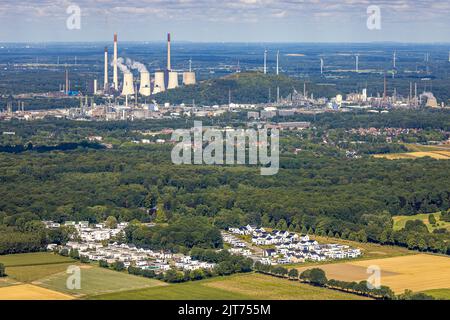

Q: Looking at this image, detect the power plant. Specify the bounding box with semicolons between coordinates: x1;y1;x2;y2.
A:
95;32;195;99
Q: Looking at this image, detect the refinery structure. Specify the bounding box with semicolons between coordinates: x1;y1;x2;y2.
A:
1;38;449;122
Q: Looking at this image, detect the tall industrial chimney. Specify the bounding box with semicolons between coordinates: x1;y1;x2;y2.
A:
113;33;118;91
167;33;171;71
94;79;98;95
104;47;109;90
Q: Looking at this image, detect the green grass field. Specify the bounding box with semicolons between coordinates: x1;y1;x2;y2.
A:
393;212;450;232
91;279;250;300
6;263;77;283
38;266;166;297
0;252;78;283
0;252;74;267
420;289;450;300
90;273;368;300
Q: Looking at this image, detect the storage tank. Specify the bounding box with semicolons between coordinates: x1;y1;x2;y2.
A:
153;71;166;94
183;72;196;86
139;71;151;96
167;71;179;90
121;72;135;96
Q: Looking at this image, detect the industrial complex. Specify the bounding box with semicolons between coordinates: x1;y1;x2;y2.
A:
98;32;196;98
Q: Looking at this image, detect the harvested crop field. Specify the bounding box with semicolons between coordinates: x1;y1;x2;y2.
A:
0;284;74;300
374;151;450;160
298;254;450;294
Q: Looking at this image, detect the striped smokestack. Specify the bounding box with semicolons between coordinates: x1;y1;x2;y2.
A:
104;47;108;90
113;33;118;91
167;33;171;71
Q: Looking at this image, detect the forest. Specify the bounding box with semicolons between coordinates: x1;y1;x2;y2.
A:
0;110;449;254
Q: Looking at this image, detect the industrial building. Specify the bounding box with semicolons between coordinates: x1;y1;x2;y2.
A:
98;32;195;100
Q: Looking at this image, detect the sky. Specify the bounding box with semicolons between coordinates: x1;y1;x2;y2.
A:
1;0;450;43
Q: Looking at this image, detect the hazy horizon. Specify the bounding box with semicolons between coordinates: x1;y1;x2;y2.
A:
2;1;450;43
2;41;450;45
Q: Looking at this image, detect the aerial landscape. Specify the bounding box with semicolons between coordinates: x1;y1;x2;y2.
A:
0;0;449;312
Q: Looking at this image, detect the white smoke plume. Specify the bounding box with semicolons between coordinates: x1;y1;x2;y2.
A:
126;58;148;73
112;57;130;74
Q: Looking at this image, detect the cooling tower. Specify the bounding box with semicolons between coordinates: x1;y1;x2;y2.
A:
183;72;196;86
121;72;135;96
104;47;108;89
153;71;166;94
139;71;151;96
167;72;179;90
113;33;118;91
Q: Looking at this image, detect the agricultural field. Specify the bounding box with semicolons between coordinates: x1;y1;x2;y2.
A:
0;277;20;288
91;273;367;300
420;289;450;300
0;252;166;299
393;212;450;232
296;254;450;295
405;144;450;152
37;265;166;297
0;252;80;299
1;251;448;300
0;252;73;267
0;284;73;300
374;151;450;160
0;252;78;283
374;143;450;160
5;262;78;283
